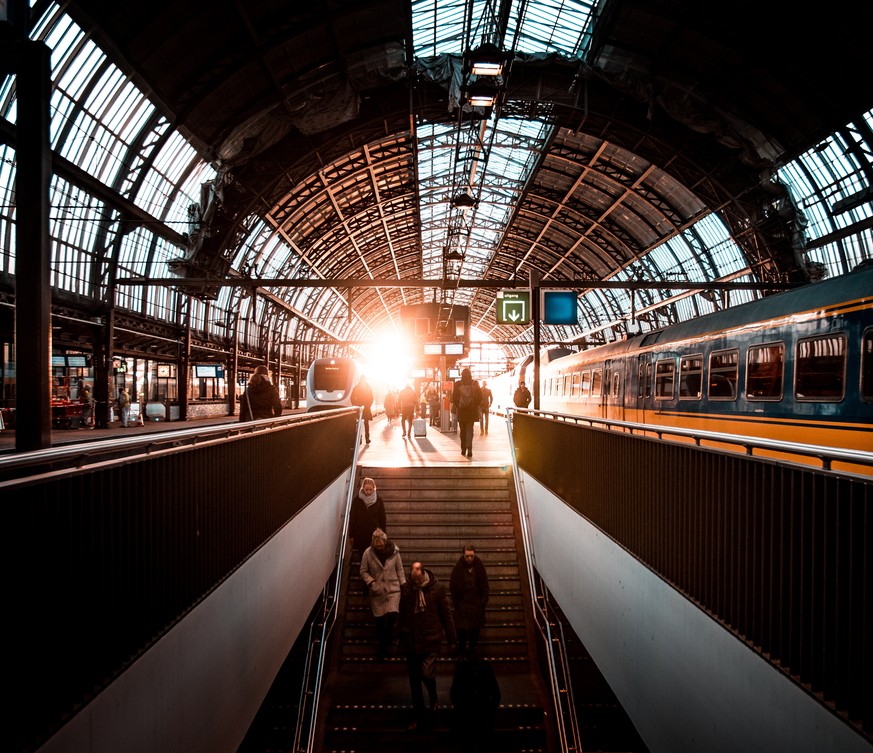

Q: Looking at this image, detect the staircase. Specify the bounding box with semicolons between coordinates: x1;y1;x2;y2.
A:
317;465;555;752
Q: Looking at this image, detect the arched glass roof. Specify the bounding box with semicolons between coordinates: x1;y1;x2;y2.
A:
0;0;870;369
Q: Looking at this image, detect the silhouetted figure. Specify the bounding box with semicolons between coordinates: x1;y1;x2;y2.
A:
451;653;501;752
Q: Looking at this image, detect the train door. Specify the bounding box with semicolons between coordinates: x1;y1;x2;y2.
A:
636;353;652;423
603;359;624;420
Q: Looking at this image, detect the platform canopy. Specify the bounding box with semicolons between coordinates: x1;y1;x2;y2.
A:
1;0;871;367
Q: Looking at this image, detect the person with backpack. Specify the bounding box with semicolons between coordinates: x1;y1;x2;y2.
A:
452;367;482;459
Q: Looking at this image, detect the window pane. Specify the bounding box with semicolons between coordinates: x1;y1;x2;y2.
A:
795;334;846;401
655;359;675;399
708;349;738;400
679;354;703;399
747;344;784;400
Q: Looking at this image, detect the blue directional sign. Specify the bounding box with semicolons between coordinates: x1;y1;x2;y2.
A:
496;290;530;324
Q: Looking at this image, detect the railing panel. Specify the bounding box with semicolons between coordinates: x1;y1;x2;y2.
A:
6;410;359;753
511;411;871;737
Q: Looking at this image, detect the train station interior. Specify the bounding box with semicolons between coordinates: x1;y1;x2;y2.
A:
2;1;871;752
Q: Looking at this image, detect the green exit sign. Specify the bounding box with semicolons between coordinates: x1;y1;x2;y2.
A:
496;290;530;324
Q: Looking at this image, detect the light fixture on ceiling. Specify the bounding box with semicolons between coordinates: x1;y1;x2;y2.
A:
452;191;477;208
464;43;506;78
465;81;499;108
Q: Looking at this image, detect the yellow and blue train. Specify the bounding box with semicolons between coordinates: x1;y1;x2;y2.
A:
495;263;873;463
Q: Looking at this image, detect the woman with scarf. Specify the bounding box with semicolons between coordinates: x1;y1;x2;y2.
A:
360;528;405;660
348;476;387;561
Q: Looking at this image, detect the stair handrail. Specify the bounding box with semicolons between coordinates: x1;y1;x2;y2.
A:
291;408;364;752
507;408;583;753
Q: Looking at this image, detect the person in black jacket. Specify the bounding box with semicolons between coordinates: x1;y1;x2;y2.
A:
239;365;282;421
348;476;387;561
452;367;482;459
398;561;456;731
513;381;531;408
449;544;489;656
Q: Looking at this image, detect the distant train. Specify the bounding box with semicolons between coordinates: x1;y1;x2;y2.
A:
491;264;873;461
305;357;385;413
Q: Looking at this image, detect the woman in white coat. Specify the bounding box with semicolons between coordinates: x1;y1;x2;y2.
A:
360;528;406;659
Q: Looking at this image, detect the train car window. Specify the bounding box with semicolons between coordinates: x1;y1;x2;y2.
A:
747;343;784;400
571;372;581;397
563;375;571;396
556;376;563;397
654;359;675;400
591;369;602;397
611;371;621;398
708;349;738;400
795;333;846;401
581;370;591;397
678;354;703;400
863;329;873;402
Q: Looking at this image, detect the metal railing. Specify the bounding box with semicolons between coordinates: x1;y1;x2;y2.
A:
292;408;363;752
507;409;583;753
509;407;873;737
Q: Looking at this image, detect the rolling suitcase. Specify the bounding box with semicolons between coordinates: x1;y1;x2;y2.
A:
413;417;427;437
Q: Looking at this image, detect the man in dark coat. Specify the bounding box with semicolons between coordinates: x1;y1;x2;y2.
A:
452;367;483;459
350;374;374;443
239;365;282;421
398;561;456;731
513;381;532;408
449;544;489;656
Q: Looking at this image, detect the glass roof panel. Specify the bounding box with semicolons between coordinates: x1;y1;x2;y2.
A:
777;109;873;277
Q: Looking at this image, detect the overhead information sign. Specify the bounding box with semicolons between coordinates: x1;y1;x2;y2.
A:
496;290;530;324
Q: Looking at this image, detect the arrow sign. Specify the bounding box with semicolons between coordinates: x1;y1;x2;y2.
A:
496;290;530;324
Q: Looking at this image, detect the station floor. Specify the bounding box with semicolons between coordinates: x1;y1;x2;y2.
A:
356;412;513;468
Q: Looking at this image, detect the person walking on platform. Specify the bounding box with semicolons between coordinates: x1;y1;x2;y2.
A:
80;383;94;428
399;383;417;438
426;385;440;426
239;365;282;421
478;380;492;435
399;560;456;732
360;528;405;660
384;390;397;423
449;544;489;656
117;387;131;427
513;381;531;408
351;373;374;444
348;476;387;562
452;368;482;459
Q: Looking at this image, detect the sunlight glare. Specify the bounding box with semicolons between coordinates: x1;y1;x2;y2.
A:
360;328;415;389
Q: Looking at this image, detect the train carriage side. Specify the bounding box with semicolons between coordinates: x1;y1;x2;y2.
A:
538;265;873;460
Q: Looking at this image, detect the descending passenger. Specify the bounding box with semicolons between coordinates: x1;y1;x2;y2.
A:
450;653;501;752
360;528;405;660
398;560;456;732
348;476;387;562
239;365;282;421
449;544;489;656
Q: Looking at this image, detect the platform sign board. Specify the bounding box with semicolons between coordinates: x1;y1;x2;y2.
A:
542;290;578;325
496;290;530;324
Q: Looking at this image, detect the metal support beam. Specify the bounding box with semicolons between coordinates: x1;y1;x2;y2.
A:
117;277;801;292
